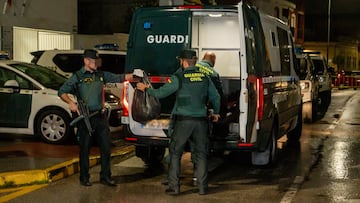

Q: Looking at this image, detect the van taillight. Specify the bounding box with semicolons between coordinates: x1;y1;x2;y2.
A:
122;81;129;116
148;76;171;83
257;78;264;121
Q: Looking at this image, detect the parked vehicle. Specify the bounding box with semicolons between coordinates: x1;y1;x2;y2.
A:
0;60;120;144
303;51;332;109
0;51;10;60
30;48;126;127
30;48;126;78
121;2;302;167
296;53;319;122
334;70;360;90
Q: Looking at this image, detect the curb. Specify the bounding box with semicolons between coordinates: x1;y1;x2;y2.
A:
0;145;134;188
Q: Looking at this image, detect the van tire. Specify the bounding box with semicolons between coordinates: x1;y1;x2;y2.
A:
136;146;165;166
251;124;278;166
287;104;303;142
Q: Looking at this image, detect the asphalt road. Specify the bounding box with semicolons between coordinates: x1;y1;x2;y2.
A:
1;89;360;203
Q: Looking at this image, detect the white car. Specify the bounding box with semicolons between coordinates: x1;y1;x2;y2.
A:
0;60;120;144
30;49;126;78
296;53;319;122
31;48;126;127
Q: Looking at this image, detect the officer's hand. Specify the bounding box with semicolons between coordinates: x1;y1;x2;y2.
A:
136;82;149;91
69;102;80;116
125;73;141;82
212;114;220;122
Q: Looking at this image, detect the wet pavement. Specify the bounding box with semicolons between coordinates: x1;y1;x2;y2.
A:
291;90;360;203
1;89;360;203
0;131;134;188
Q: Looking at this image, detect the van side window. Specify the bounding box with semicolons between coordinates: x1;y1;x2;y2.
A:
99;54;126;74
243;7;271;76
277;27;291;75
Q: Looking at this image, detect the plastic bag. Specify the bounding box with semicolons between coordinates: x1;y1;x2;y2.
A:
131;74;161;124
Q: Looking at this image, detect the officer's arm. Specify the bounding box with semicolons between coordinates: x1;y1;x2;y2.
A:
146;75;179;99
208;79;221;115
102;71;125;83
58;75;79;114
103;71;141;83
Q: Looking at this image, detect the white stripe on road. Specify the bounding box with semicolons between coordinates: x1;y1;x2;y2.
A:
280;176;304;203
281;120;338;203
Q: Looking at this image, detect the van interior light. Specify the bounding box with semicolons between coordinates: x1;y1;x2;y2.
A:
208;13;223;17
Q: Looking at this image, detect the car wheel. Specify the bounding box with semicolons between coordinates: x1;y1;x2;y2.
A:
35;109;73;144
251;123;278;166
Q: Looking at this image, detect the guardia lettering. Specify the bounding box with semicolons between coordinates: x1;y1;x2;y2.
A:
146;35;189;44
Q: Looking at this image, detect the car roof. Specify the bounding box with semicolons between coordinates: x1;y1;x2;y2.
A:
31;49;126;56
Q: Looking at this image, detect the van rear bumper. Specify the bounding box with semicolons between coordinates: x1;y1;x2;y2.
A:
122;124;169;146
125;135;170;147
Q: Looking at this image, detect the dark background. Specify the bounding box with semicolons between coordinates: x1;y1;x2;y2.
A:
78;0;360;42
304;0;360;42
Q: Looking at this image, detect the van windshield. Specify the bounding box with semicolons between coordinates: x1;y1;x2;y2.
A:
312;59;325;74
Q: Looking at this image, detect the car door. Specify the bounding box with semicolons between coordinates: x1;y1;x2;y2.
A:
0;67;32;128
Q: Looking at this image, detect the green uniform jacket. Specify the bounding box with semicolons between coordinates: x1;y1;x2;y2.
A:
147;66;220;117
58;67;126;111
196;60;224;96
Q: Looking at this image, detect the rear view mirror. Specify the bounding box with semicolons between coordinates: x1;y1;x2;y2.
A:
4;80;20;93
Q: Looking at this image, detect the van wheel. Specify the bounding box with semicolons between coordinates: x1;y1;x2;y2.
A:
136;146;165;166
287;104;303;142
35;109;72;144
251;124;278;166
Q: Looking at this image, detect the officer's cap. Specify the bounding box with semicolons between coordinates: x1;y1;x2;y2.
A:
176;49;198;60
84;49;100;59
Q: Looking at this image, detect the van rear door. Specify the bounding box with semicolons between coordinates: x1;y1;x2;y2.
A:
126;9;191;76
124;8;192;137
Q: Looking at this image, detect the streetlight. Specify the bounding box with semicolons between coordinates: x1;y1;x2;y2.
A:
327;0;331;65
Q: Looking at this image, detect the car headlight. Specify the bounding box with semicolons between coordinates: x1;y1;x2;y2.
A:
318;76;324;82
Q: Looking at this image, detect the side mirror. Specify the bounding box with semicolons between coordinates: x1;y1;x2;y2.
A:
4;80;20;93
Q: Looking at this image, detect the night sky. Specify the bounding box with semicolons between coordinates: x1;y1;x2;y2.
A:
77;0;360;43
304;0;360;42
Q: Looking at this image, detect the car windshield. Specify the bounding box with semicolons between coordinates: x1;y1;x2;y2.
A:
10;63;67;89
312;59;325;74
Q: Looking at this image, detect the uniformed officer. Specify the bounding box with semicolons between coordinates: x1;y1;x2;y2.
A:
58;49;136;187
137;49;220;195
196;52;224;97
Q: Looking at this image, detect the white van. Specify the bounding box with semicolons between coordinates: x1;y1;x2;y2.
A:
122;2;302;166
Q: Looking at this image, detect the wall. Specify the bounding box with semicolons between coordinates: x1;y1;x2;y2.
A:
303;41;359;71
1;0;77;32
1;0;77;58
74;33;129;51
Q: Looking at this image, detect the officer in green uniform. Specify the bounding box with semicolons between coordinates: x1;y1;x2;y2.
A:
58;49;136;187
137;49;220;195
196;52;224;97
